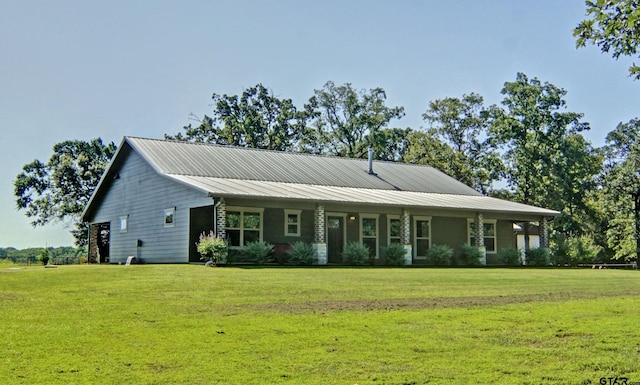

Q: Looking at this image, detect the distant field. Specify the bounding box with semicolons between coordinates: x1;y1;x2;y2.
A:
1;265;639;384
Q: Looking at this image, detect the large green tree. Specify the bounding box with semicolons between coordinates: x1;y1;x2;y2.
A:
574;0;640;80
422;93;503;193
14;138;117;246
167;83;309;151
303;81;405;158
488;73;591;249
600;118;640;261
489;73;590;207
548;133;603;238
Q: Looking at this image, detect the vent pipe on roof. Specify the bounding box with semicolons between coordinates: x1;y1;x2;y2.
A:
368;147;376;175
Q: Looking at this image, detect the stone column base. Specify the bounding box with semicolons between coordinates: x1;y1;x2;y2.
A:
313;243;327;265
403;244;412;265
478;246;487;265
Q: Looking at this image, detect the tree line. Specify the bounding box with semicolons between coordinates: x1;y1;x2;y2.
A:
13;1;640;263
0;246;84;264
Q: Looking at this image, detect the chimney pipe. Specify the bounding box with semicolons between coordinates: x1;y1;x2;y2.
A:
368;147;375;175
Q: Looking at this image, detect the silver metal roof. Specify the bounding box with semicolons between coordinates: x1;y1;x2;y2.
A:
82;136;560;221
166;175;559;216
126;136;483;195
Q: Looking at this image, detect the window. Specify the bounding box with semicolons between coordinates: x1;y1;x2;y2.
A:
120;215;128;232
225;207;264;247
387;215;401;244
360;214;379;258
164;208;175;228
284;209;301;237
413;216;431;259
468;219;497;253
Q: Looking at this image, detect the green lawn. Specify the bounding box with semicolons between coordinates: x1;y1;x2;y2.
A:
1;265;639;384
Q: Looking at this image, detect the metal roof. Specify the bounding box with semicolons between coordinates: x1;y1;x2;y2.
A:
166;174;559;216
126;136;483;195
82;136;560;221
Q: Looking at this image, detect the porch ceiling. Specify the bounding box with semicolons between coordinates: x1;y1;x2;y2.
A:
166;174;560;218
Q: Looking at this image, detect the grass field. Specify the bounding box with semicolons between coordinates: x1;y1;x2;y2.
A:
1;264;639;384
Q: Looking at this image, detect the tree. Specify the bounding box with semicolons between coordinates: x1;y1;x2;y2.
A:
548;133;603;237
600;118;640;261
14;138;117;246
166;83;308;151
488;73;590;249
402;130;460;176
489;73;590;206
548;133;604;258
370;127;413;162
303;81;405;158
574;0;640;80
422;93;503;193
37;249;50;265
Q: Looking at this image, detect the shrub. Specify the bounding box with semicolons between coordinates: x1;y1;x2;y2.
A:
498;248;522;266
381;243;407;266
568;236;601;265
552;237;570;266
287;242;316;265
37;249;50;266
526;247;551;266
458;244;484;266
244;241;274;265
196;231;228;265
342;242;370;265
226;249;241;264
553;236;602;266
426;244;454;266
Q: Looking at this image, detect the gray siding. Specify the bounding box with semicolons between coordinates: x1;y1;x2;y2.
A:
496;220;516;251
432;217;468;257
91;151;212;263
263;208;315;245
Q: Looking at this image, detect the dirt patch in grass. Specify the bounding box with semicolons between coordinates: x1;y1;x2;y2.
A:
250;290;640;314
0;292;20;301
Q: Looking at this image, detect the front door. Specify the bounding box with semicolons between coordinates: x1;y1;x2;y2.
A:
327;216;345;264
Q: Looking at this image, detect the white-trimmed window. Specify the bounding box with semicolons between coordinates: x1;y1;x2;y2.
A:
225;207;264;247
164;208;175;228
413;216;432;259
387;215;401;244
120;215;128;232
467;219;497;253
284;209;301;237
360;214;379;258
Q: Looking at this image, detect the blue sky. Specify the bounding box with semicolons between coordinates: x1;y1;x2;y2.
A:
1;0;638;249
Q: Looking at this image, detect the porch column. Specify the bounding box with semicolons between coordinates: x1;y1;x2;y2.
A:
474;212;487;265
88;223;99;264
401;209;412;265
215;199;226;239
539;216;550;248
313;204;327;264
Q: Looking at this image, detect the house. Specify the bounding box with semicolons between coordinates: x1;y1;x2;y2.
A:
81;136;559;265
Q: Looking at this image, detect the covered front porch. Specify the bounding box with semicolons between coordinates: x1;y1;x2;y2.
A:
191;198;554;266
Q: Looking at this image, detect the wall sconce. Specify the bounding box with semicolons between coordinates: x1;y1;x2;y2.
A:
348;215;356;221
